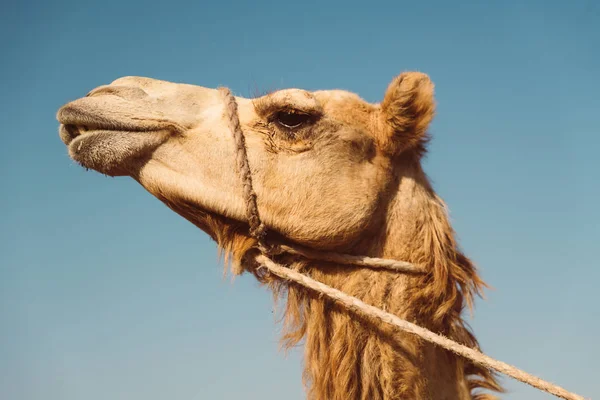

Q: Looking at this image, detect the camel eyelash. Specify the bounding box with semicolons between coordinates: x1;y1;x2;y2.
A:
254;96;321;119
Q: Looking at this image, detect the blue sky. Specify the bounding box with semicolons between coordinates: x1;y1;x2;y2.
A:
1;0;598;399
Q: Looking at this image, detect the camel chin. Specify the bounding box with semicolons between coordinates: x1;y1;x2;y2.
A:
59;124;169;176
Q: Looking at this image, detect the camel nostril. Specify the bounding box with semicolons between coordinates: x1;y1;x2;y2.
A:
86;85;110;97
87;85;149;100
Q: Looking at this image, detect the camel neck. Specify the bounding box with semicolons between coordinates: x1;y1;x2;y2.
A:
270;169;500;399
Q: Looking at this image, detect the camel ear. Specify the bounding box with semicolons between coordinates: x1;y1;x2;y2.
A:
379;72;435;154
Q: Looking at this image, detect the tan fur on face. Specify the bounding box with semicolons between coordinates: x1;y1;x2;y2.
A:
57;72;503;399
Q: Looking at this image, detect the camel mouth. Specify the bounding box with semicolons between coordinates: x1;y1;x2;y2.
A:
57;107;162;146
56;100;177;177
56;100;183;145
57;116;171;177
59;124;92;145
58;122;152;146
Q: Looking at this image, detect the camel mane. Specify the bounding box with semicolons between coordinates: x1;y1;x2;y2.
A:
194;197;503;399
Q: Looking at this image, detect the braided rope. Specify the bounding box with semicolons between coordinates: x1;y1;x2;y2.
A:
219;88;268;250
256;255;585;400
219;88;587;400
278;243;424;273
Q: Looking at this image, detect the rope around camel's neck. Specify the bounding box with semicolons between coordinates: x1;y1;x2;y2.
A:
217;87;586;400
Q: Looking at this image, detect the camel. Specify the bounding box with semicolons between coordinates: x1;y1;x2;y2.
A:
56;72;504;399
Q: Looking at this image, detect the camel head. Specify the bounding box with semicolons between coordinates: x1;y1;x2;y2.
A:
57;73;502;399
57;73;435;251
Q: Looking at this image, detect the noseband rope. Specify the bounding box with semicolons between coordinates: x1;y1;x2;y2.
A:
220;88;268;246
218;87;585;400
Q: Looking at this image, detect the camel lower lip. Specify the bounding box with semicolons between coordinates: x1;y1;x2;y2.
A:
62;127;170;177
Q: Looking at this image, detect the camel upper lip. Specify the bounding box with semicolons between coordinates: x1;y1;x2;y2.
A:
57;119;151;146
57;103;162;146
56;99;186;142
57;104;153;133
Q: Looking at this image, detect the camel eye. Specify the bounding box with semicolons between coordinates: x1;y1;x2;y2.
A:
274;111;312;129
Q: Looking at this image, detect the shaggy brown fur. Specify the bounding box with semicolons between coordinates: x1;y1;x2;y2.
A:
201;156;503;400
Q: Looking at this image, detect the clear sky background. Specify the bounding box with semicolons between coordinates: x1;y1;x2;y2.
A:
1;1;598;399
